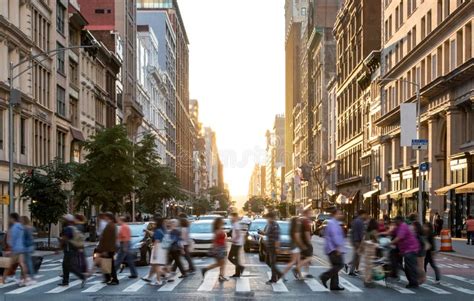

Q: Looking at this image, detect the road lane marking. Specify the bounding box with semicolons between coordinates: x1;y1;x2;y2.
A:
376;280;416;294
427;276;474;295
123;279;147;292
304;278;329;292
445;275;474;285
158;273;183;292
39;267;62;271
399;276;450;295
6;276;62;294
339;277;363;292
266;272;288;292
235;270;251;292
82;275;126;293
0;275;45;289
197;270;219;291
46;276;95;294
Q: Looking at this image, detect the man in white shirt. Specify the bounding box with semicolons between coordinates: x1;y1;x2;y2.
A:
228;212;245;277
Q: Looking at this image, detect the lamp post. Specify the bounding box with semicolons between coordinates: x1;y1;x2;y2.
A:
7;44;97;215
380;77;423;223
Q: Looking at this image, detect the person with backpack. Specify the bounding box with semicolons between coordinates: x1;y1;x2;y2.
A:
168;219;187;278
20;216;37;283
115;216;138;278
58;214;87;287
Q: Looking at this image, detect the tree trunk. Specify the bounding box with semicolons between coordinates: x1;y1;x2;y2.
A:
48;222;52;247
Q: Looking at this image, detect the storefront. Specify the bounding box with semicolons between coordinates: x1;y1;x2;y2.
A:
453;183;474;237
363;189;380;218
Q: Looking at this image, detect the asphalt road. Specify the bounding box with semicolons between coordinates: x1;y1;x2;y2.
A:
1;237;473;301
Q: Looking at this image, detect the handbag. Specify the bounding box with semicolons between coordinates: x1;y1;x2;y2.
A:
0;256;12;268
100;257;112;274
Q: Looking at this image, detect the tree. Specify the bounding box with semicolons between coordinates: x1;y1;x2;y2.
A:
312;162;331;207
208;186;231;211
244;196;272;214
74;126;135;213
192;197;211;216
18;159;75;247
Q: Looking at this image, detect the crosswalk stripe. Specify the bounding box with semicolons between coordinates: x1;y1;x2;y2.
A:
375;280;415;294
266;272;288;292
0;275;46;289
39;267;62;271
46;279;82;293
236;277;251;292
399;276;450;295
82;275;126;293
304;278;329;292
445;275;474;285
123;279;147;292
159;276;184;292
197;270;219;291
6;276;62;294
427;276;474;295
339;277;362;292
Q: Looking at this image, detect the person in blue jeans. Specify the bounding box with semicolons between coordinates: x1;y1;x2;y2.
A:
20;216;36;282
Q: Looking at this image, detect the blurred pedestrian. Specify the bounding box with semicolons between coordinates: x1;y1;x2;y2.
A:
363;218;379;288
280;216;303;280
6;213;28;286
391;216;420;288
58;214;87;288
115;216;138;278
433;212;443;236
319;207;345;291
143;217;170;285
228;212;244;277
169;219;187;278
96;213;107;237
263;212;282;284
423;222;441;284
348;210;368;276
297;208;314;278
176;214;195;274
97;212;118;285
73;214;88;274
412;219;427;284
466;215;474;245
202;217;228;282
20;216;36;283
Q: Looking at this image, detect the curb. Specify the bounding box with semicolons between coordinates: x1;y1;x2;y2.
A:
439;251;474;262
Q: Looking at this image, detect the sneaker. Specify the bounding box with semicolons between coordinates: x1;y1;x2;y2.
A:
4;277;17;284
344;264;349;273
148;280;162;286
128;275;138;279
265;280;276;285
348;272;357;277
107;280;119;285
433;280;441;285
306;274;314;279
26;279;37;286
218;275;228;282
141;277;151;282
178;274;187;279
188;270;196;275
57;283;69;287
81;278;87;289
201;268;207;278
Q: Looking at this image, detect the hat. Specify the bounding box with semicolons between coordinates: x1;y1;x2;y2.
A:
63;214;74;222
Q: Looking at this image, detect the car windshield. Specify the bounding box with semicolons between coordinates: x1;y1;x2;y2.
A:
223;219;231;226
249;221;267;231
277;222;289;235
199;216;218;220
128;224;146;237
190;222;213;233
318;214;331;221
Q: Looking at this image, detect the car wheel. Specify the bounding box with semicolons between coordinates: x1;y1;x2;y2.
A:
244;243;250;253
258;248;265;262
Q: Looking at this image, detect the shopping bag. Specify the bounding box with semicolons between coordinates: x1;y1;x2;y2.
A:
100;257;112;274
0;256;12;268
32;256;43;273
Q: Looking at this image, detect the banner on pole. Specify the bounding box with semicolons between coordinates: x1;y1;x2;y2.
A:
400;103;417;147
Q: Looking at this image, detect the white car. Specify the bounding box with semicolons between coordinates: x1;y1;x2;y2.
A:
189;220;214;255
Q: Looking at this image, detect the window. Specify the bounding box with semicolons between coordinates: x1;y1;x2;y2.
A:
450;39;456;71
20;118;26;155
466;23;472;61
457;30;463;66
395;6;400;29
407;30;412;51
34;120;51;166
56;131;66;162
56;43;65;74
437;0;443;25
0;111;3;149
412;26;417;47
421;17;426;39
56;1;65;34
70;98;78;127
389;15;393;37
400;0;404;24
56;85;66;116
427;10;432;34
69;62;78;86
431;54;438;79
444;0;450;19
301;7;307;16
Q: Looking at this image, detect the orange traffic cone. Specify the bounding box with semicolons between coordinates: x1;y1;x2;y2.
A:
439;229;454;252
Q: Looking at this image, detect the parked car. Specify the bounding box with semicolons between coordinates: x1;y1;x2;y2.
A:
314;213;332;235
244;219;267;252
198;215;221;221
187;215;198;223
317;220;348;237
258;220;292;262
223;218;232;235
189;220;214;255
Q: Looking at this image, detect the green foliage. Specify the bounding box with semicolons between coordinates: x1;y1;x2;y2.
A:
208;186;231;211
18;159;75;246
73;126;135;212
244;196;273;214
192;197;211;216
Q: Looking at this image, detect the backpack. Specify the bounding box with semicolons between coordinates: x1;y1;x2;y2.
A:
69;226;85;249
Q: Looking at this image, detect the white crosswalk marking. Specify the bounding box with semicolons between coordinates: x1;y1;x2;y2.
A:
399;276;450;295
0;275;46;289
82;275;126;293
427;277;474;295
375;280;415;294
159;277;184;292
6;276;62;294
235;271;251;292
445;275;474;285
46;279;83;293
122;279;147;292
39;267;62;271
304;278;329;292
197;270;219;291
339;277;362;292
266;272;288;292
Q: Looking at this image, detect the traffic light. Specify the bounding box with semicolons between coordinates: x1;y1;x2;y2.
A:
0;195;9;205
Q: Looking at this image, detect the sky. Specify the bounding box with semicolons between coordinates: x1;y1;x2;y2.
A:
179;0;285;205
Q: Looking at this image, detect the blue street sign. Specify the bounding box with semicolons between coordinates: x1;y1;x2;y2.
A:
420;162;429;172
412;139;428;150
375;176;382;183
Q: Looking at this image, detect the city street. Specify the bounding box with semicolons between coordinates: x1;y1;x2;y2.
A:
1;237;473;301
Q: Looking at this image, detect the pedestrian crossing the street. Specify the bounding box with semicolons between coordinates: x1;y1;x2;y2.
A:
1;266;474;297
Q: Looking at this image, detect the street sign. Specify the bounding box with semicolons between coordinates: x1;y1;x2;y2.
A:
420;162;429;172
412;139;428;150
0;195;9;205
375;176;382;183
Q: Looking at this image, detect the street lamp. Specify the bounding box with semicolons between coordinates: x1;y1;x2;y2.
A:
380;77;423;223
7;44;98;215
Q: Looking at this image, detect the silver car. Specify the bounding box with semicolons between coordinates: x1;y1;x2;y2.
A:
189;220;214;255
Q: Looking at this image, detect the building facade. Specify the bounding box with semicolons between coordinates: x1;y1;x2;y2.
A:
265;115;285;201
248;164;267;198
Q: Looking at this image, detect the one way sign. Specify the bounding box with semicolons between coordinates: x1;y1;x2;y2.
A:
412;139;428;150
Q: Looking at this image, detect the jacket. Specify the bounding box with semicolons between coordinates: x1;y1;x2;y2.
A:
97;222;117;253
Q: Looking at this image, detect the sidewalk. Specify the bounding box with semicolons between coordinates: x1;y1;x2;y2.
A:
436;237;474;261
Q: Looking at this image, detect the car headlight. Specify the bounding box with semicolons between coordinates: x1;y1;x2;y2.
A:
247;235;253;240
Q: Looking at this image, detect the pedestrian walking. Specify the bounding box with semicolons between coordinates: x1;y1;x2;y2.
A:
20;216;37;282
423;222;441;284
466;215;474;245
348;210;368;276
173;214;195;274
390;216;420;288
433;212;443;236
96;212;119;285
280;216;304;280
296;208;314;278
412;219;427;284
363;218;379;288
58;214;87;288
202;217;228;282
228;212;245;277
5;213;28;286
143;217;170;285
263;212;282;284
169;219;187;278
319;207;345;291
115;216;138;278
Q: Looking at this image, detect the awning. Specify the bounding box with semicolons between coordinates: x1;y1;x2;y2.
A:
390;189;409;200
402;188;419;198
363;189;380;199
326;189;336;197
456;182;474;194
70;127;85;142
379;191;394;201
336;194;349;204
435;183;466;195
303;203;312;211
